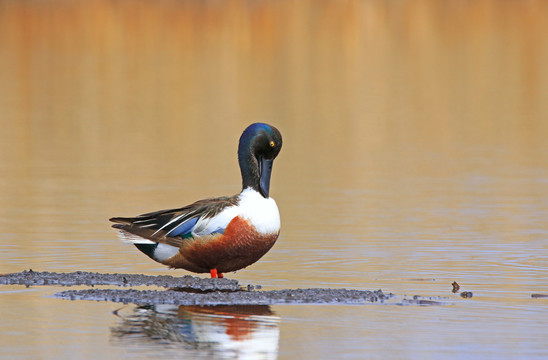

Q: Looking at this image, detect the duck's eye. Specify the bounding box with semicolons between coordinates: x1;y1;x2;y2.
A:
269;141;275;147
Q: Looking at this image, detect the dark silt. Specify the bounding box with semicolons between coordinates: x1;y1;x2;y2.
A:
1;270;392;306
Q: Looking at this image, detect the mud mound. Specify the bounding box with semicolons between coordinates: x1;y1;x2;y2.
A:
0;270;239;291
2;270;397;305
55;287;389;305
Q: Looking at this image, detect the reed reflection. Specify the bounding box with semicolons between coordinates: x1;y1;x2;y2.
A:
111;304;280;359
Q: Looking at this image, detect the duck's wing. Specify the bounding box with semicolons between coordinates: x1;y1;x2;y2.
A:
110;195;239;247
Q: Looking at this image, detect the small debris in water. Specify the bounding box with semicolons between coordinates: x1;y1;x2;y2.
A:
531;294;548;298
451;282;473;298
407;278;436;281
460;291;473;298
398;295;447;306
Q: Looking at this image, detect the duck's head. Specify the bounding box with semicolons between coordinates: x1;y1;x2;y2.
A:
238;123;283;198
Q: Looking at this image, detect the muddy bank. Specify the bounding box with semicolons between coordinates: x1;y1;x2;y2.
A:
0;270;240;291
56;288;389;305
1;270;392;305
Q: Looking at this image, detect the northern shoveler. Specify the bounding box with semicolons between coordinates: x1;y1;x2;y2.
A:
110;123;283;278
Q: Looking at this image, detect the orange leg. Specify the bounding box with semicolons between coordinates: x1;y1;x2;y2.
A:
210;269;218;278
218;272;224;278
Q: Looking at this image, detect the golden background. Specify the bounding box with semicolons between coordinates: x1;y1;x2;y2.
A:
0;1;547;358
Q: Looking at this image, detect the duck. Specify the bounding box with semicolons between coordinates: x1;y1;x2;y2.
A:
110;123;283;278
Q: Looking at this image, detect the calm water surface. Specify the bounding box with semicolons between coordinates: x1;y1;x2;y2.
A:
1;1;548;359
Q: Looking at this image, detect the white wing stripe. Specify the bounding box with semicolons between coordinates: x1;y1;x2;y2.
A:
151;213;188;236
192;206;240;236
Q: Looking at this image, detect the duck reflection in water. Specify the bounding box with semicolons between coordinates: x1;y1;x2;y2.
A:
111;304;280;359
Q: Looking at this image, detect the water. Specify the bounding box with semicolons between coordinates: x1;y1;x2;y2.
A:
1;1;548;358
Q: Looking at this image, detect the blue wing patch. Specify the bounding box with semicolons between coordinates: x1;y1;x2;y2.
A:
167;217;199;237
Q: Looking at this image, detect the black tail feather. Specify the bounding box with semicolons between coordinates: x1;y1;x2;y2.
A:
134;243;158;259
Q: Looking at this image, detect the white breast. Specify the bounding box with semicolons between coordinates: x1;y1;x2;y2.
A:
237;187;280;234
192;187;280;236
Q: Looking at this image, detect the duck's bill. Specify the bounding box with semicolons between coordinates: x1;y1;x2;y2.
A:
259;157;273;198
